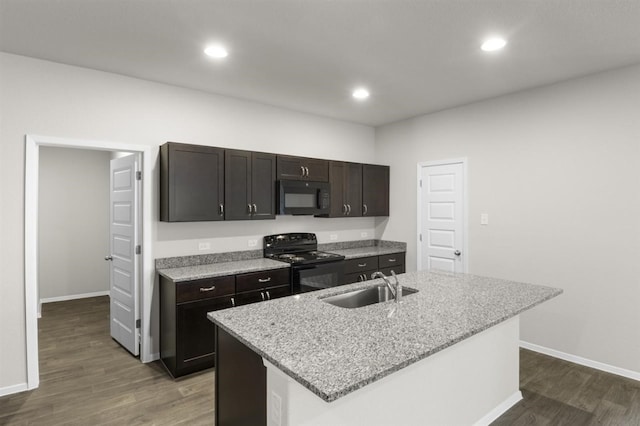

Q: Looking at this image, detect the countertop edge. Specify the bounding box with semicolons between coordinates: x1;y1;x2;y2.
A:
209;286;562;402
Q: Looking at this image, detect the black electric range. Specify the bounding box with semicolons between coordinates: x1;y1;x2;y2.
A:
264;233;345;294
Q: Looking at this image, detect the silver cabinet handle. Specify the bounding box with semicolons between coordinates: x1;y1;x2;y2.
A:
454;250;461;256
261;292;266;301
347;204;351;214
104;255;113;261
247;204;252;214
363;204;368;215
358;263;367;267
304;166;309;177
266;291;271;300
358;274;366;282
300;166;305;177
388;258;396;262
258;277;272;283
219;203;224;215
200;285;216;292
343;204;347;214
231;297;235;307
252;203;257;214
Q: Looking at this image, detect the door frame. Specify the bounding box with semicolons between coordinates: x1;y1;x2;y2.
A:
416;158;469;273
24;134;154;391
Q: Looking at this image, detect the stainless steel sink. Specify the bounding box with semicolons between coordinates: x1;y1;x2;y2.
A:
321;285;419;309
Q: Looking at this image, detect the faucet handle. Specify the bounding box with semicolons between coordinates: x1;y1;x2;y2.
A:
391;270;402;303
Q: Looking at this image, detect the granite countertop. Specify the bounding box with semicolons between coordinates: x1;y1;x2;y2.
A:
208;270;562;402
157;258;289;282
330;246;405;259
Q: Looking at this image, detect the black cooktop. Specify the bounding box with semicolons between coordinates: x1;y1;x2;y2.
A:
264;233;345;265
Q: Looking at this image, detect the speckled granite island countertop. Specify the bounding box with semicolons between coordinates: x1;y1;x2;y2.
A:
329;246;405;259
157;258;289;282
208;270;562;402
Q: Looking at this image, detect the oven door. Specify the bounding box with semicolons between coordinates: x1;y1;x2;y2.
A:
291;261;345;294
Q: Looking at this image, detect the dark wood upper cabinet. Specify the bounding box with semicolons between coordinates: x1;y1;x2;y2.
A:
362;164;389;217
276;155;329;182
160;142;224;222
325;161;362;217
225;150;276;220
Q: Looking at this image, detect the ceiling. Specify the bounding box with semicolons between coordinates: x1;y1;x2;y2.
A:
1;0;640;127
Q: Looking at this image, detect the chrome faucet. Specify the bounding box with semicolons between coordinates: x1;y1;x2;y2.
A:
371;270;403;303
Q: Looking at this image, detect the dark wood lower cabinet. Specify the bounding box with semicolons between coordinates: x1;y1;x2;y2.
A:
160;268;291;378
216;327;267;426
342;252;406;285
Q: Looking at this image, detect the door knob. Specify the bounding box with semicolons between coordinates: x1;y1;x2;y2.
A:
454;250;461;256
104;255;113;261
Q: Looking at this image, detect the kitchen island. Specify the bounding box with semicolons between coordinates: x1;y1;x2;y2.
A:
208;270;562;425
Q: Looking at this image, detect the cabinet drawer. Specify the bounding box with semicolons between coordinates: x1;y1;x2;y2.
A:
379;253;405;269
176;276;235;303
265;285;291;300
236;268;290;293
344;256;378;274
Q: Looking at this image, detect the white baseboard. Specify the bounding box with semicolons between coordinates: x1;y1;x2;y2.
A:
520;341;640;382
40;290;110;304
473;391;523;426
0;382;28;397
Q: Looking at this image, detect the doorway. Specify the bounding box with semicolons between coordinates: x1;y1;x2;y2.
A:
417;159;468;272
24;134;154;391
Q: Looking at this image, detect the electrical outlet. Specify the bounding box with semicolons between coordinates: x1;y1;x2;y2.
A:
198;242;211;251
329;234;338;241
271;391;282;426
480;213;489;225
248;239;258;247
361;232;368;238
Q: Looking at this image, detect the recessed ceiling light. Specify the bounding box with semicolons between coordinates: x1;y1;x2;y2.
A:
204;44;228;59
481;37;507;52
352;88;370;100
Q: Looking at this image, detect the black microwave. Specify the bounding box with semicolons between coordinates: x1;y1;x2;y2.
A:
278;180;330;215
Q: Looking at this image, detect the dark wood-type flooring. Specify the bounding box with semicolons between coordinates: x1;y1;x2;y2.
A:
0;296;214;425
1;296;638;425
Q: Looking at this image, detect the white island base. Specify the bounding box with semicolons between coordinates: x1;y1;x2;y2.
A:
264;316;521;426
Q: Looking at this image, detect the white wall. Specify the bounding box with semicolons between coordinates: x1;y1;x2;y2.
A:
38;147;111;301
375;64;640;375
0;52;375;391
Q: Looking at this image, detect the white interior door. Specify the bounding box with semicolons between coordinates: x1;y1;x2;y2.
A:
419;162;465;272
108;154;140;355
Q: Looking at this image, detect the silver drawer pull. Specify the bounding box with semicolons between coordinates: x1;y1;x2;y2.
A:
231;297;235;307
199;286;216;292
258;277;272;283
388;258;396;262
358;263;367;267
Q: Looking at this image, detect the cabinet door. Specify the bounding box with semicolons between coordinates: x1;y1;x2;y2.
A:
160;142;224;222
225;150;252;220
362;164;389;217
264;285;291;300
234;289;266;306
251;152;276;219
276;155;306;181
328;161;346;217
345;162;363;216
176;296;233;376
304;158;329;182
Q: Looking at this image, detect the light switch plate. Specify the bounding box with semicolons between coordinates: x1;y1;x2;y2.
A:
480;213;489;225
198;242;211;251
